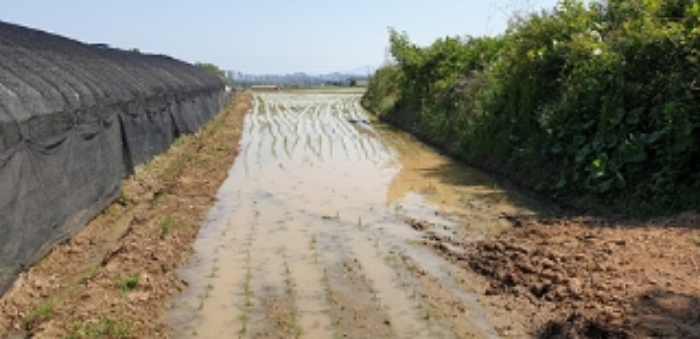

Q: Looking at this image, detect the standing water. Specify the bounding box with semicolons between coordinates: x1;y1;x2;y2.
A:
169;90;544;338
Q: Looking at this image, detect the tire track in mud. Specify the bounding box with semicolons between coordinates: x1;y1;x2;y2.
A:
169;91;538;338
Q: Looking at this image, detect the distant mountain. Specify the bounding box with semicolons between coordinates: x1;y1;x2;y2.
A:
226;67;378;87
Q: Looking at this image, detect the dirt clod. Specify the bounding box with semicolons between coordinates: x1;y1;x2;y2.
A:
467;216;700;338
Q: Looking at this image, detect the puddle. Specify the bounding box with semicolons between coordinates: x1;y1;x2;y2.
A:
168;91;547;338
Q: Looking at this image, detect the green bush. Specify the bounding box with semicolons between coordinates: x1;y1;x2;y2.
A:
363;0;700;216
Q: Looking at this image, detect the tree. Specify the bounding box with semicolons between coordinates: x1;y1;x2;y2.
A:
195;62;228;85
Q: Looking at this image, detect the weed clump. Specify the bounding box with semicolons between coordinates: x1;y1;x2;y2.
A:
114;274;140;293
65;316;133;339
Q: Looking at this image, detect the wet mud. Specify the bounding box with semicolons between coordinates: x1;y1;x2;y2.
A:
169;90;545;338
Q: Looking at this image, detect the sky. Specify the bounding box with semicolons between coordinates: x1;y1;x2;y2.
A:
0;0;559;75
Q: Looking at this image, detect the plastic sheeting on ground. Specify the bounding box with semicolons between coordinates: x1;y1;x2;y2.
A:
0;21;225;294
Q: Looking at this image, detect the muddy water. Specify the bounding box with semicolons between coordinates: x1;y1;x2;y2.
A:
169;91;545;338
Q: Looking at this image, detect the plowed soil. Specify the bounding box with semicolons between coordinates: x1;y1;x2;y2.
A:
0;91;250;338
418;214;700;338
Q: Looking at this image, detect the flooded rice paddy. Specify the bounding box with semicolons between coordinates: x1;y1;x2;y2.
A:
168;90;545;338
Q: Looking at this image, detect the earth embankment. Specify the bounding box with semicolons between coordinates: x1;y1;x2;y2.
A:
0;21;224;294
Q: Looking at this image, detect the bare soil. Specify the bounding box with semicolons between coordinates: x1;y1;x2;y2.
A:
0;91;251;338
417;214;700;338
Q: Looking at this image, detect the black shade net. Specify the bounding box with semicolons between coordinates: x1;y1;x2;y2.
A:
0;21;225;294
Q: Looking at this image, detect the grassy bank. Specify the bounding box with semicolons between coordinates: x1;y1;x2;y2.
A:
363;0;700;217
0;91;251;338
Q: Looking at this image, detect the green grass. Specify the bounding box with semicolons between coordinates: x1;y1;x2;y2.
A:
244;273;253;307
171;136;188;149
149;192;168;207
78;267;101;286
238;313;249;336
244;249;253;307
22;299;55;327
116;189;130;206
211;143;225;152
64;316;133;339
310;234;317;250
208;265;219;278
160;216;178;236
114;274;140;293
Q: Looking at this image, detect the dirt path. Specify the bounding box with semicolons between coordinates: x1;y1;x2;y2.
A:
0;91;251;338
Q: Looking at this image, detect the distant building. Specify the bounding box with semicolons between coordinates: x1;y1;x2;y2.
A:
225;69;372;88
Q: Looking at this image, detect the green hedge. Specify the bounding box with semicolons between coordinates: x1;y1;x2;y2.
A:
362;0;700;216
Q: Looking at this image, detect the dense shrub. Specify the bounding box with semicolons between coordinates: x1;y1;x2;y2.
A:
363;0;700;216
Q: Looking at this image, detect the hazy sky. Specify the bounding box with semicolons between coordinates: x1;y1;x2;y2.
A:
0;1;559;74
